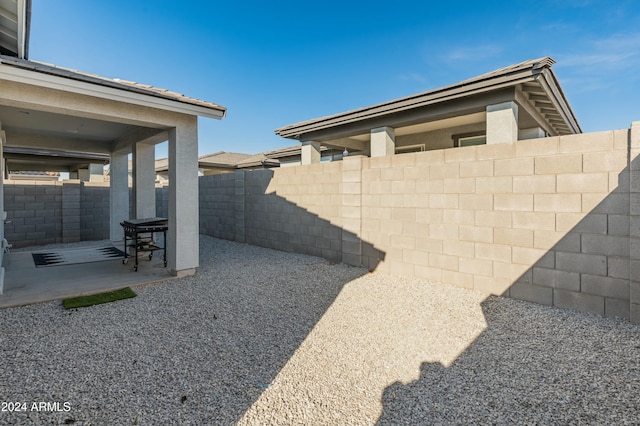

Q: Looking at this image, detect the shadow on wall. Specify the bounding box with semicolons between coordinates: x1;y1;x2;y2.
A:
197;169;387;422
376;296;640;424
502;152;634;320
376;143;639;423
199;168;385;268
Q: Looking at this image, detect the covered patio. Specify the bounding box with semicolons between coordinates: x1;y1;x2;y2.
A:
0;239;172;308
0;55;226;294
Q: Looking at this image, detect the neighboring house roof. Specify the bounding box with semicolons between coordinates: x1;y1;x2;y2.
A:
235;153;280;169
0;0;30;59
199;151;255;167
154;152;258;173
154;145;339;174
275;57;580;140
0;55;226;119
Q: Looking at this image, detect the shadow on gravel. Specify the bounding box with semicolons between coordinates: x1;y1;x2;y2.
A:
189;236;383;424
0;235;383;425
376;296;640;424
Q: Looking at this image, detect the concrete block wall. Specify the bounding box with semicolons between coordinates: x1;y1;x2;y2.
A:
199;173;238;241
156;184;169;219
243;164;344;263
62;180;81;243
197;127;638;322
4;180;113;247
359;130;633;320
4;180;63;247
80;182;110;241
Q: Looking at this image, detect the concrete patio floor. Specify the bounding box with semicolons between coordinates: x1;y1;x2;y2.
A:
0;241;174;308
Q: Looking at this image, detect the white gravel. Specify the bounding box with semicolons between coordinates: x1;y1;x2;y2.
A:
1;235;639;425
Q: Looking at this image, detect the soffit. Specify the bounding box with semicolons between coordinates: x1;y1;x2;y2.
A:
0;105;138;142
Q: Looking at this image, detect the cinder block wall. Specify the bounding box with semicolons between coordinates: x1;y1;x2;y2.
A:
4;180;112;247
4;180;63;247
243;164;344;262
198;127;640;322
199;173;238;241
360;130;632;320
80;182;110;241
156;184;169;219
199;164;345;263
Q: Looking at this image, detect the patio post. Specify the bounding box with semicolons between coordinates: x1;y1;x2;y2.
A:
486;101;519;144
132;142;156;219
109;149;129;242
301;141;321;165
168;120;199;276
370;126;395;157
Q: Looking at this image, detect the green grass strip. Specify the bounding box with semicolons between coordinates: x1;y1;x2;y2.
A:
63;287;137;309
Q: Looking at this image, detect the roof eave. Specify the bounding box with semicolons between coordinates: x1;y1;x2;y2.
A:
0;57;227;119
275;57;578;140
538;68;582;134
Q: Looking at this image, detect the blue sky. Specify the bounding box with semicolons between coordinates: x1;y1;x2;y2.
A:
29;0;640;158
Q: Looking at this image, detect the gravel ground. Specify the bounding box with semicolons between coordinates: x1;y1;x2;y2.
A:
1;235;639;425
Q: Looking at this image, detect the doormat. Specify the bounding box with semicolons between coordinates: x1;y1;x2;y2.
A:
32;246;126;267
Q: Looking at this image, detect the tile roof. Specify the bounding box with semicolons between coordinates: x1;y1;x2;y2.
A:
198;151;255;166
275;57;580;138
0;55;226;115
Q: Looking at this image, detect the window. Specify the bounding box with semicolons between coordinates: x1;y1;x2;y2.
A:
458;135;486;147
452;132;486;148
395;144;426;154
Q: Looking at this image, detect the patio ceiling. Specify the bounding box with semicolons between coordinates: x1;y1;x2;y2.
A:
0;103;142;164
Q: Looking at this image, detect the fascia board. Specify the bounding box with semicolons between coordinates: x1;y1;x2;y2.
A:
17;0;26;59
538;69;581;134
0;64;226;120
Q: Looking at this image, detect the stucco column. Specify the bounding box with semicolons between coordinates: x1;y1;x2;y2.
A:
89;163;105;182
370;126;395;157
132;142;156;218
486;101;519;144
109;150;129;242
301;141;321;165
168;121;199;276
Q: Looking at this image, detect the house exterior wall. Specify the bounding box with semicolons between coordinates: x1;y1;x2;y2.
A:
395;123;485;151
198;126;639;323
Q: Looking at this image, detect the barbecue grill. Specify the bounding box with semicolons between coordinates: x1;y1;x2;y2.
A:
120;217;168;271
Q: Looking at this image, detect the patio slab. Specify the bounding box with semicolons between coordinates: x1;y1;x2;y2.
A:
0;243;173;308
